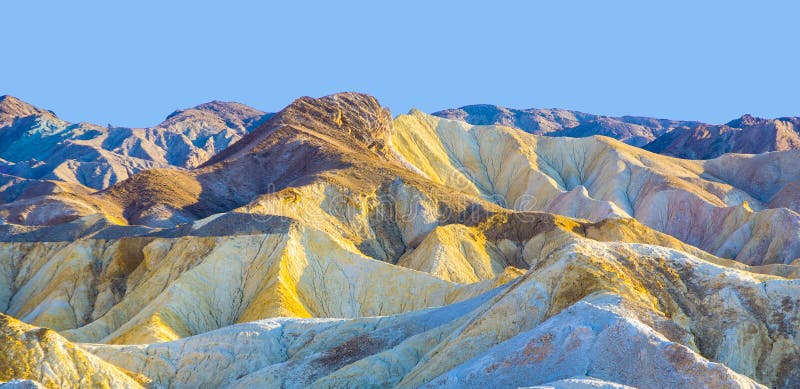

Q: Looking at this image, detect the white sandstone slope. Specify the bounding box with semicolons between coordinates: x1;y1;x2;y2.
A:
545;185;630;222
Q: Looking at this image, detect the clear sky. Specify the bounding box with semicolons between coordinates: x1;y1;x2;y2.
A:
3;1;798;127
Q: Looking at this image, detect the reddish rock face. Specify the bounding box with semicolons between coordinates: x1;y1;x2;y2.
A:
204;92;394;166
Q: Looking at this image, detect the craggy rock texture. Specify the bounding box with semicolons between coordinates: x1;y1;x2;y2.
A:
0;93;799;388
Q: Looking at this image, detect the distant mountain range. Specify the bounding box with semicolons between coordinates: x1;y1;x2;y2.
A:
0;95;271;190
434;104;800;159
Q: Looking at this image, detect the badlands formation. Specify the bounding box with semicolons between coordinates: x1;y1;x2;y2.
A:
0;93;799;388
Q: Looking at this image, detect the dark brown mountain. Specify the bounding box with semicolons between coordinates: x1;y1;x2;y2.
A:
643;114;800;159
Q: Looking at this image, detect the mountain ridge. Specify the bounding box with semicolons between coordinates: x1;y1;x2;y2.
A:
435;104;800;158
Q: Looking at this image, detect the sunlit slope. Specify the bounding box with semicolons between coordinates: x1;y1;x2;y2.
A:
1;225;490;345
0;313;148;389
83;235;798;388
392;110;800;265
4;174;766;347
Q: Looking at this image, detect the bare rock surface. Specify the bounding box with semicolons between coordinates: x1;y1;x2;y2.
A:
0;93;799;388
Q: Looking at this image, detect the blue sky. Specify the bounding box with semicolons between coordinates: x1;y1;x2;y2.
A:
2;1;798;127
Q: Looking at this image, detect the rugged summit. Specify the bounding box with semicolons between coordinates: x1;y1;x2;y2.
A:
0;95;51;123
1;93;799;388
205;92;394;165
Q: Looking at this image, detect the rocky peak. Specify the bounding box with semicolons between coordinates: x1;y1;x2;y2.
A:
205;92;393;165
163;100;266;125
0;95;48;119
726;114;763;128
309;92;393;153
